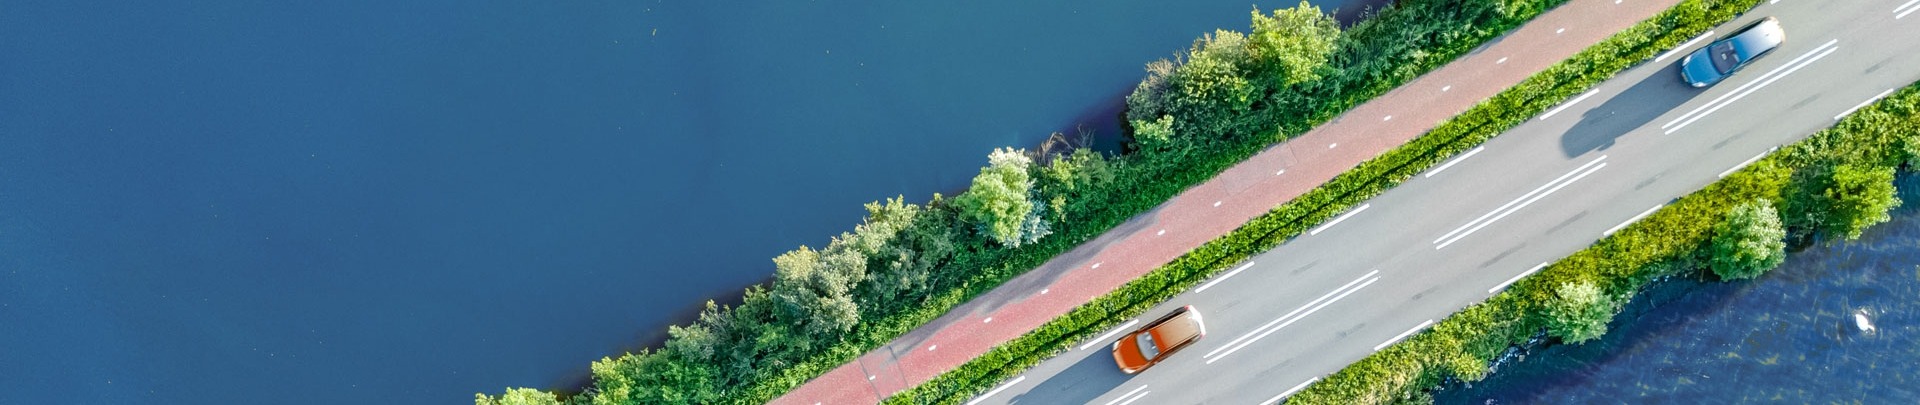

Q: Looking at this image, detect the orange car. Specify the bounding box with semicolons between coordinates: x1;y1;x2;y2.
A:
1111;305;1207;374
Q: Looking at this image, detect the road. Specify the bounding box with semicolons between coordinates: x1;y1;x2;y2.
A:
965;1;1920;404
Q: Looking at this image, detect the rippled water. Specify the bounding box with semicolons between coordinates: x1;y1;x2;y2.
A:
1434;175;1920;404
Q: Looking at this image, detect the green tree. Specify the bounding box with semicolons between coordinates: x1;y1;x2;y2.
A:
1125;58;1179;124
771;245;865;338
1250;2;1341;86
954;148;1050;247
1037;148;1115;223
1128;114;1181;156
475;388;561;405
1710;199;1787;280
1167;30;1257;138
1825;164;1901;240
1545;281;1619;344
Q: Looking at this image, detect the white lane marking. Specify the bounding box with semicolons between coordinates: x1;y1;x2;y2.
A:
1041;288;1049;294
1373;319;1436;351
1718;147;1778;178
1496;57;1509;64
1899;0;1920;18
1309;204;1371;235
1261;378;1321;405
1442;85;1452;92
1556;28;1566;34
1102;386;1149;405
1666;40;1840;135
1436;156;1608;249
1383;115;1393;121
1156;229;1166;236
928;345;936;351
965;376;1027;405
1329;143;1338;149
1203;270;1380;360
1836;88;1897;120
1195;262;1257;293
1539;90;1601;120
1425;146;1487;178
1080;319;1140;351
1092;262;1103;269
1206;271;1382;364
1604;204;1666;237
983;317;992;323
1489;262;1550;294
1213;200;1222;207
1654;30;1715;63
1276;169;1287;176
1116;392;1149;405
1665;39;1834;129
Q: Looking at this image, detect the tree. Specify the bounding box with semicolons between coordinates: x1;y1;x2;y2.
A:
1250;3;1341;86
771;245;865;338
1036;147;1115;223
1125;58;1179;124
954;148;1050;247
1825;164;1901;240
1545;281;1619;344
1710;199;1787;280
1167;30;1257;139
474;388;560;405
1128;114;1181;156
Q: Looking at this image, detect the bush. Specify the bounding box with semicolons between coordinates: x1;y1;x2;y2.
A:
955;148;1048;247
1824;163;1901;240
1710;199;1786;280
1545;281;1620;343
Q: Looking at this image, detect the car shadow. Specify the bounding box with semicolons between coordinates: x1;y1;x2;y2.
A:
1558;63;1705;157
1004;349;1131;405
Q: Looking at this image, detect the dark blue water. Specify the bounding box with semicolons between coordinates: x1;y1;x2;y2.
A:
0;1;1373;403
1434;176;1920;404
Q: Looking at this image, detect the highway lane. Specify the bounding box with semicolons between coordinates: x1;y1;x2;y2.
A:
966;1;1920;404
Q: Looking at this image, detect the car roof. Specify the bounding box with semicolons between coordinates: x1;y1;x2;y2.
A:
1729;19;1784;60
1147;311;1202;346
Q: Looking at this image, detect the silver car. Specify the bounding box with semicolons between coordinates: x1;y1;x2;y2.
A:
1680;17;1786;88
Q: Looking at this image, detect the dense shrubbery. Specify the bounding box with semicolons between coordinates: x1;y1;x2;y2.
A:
479;0;1608;403
1709;199;1786;280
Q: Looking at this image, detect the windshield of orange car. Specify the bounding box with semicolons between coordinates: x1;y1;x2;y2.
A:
1136;332;1160;359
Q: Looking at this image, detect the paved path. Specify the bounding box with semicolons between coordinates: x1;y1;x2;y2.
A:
772;1;1680;403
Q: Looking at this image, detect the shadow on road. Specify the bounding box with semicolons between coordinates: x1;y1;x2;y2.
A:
1559;63;1704;157
1004;348;1131;405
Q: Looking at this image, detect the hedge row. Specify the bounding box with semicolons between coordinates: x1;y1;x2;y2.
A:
886;0;1775;403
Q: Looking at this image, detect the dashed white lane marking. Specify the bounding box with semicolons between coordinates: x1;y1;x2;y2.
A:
1092;262;1102;269
1195;262;1258;293
1604;204;1666;237
1496;57;1508;64
983;317;992;323
965;376;1027;405
1374;319;1436;351
1261;378;1321;405
1655;30;1716;63
1103;386;1149;405
1041;288;1049;294
1490;262;1551;294
1080;319;1140;350
869;375;877;381
1116;391;1149;405
1556;28;1566;34
1309;204;1371;236
1425;146;1486;178
1383;115;1393;121
1276;169;1287;175
1836;88;1897;120
1205;270;1381;363
1898;0;1920;18
927;345;936;351
1539;90;1601;120
1213;200;1222;207
1156;229;1166;236
1329;143;1338;149
1665;40;1839;135
1442;85;1452;92
1436;156;1608;249
1718;147;1777;178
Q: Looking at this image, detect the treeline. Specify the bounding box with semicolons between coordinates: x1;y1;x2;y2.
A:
480;0;1576;404
1289;52;1920;405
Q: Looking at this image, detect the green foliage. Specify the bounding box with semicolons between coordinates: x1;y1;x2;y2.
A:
1545;281;1619;343
1250;2;1340;86
954;148;1049;247
1824;164;1901;240
772;245;866;338
1166;30;1259;141
476;388;563;405
1710;199;1786;280
1125;59;1179;124
1036;148;1116;224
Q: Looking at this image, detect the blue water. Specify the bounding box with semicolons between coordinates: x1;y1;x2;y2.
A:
1434;176;1920;404
0;1;1371;403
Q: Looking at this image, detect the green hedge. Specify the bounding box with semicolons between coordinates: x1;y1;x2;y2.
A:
887;0;1777;403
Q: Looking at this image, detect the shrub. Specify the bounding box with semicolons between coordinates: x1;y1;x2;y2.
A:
1710;199;1786;280
954;148;1048;247
1545;281;1620;343
1824;164;1901;240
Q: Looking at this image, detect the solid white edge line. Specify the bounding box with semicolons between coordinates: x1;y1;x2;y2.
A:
1102;386;1148;405
1262;378;1322;405
1309;204;1371;235
1115;391;1149;405
1898;0;1920;15
1435;155;1608;244
1604;204;1666;237
1079;319;1140;351
1667;42;1839;135
1901;2;1920;18
1207;276;1380;364
1489;262;1551;294
1425;146;1487;178
1203;270;1380;359
1654;30;1716;63
1373;319;1437;351
965;376;1027;405
1665;39;1837;130
1539;90;1600;120
1835;88;1897;120
1718;147;1778;178
1438;160;1607;249
1195;262;1258;293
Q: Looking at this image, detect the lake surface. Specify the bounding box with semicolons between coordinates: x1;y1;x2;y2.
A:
1433;175;1920;404
0;1;1373;403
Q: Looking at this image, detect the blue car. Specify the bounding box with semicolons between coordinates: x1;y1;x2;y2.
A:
1681;17;1786;88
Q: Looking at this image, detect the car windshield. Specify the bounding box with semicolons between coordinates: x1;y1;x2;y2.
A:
1709;41;1739;74
1136;332;1161;360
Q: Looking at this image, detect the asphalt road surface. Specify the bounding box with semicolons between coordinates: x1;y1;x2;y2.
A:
965;2;1920;404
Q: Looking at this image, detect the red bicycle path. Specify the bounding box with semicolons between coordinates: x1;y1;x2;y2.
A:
773;1;1681;403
